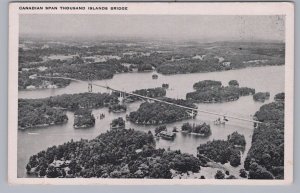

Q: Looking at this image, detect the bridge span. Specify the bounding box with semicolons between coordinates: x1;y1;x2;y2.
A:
34;75;262;124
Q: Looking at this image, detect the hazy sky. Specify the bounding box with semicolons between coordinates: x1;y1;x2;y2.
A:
20;15;285;42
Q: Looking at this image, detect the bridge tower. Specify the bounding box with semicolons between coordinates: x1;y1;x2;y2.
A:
118;92;124;104
88;81;93;93
187;110;197;119
191;110;196;119
88;73;93;93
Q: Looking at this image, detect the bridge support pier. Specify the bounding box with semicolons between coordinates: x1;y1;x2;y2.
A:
191;110;196;119
118;92;124;104
88;82;93;93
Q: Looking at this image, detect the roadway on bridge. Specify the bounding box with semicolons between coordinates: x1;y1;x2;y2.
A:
34;75;261;124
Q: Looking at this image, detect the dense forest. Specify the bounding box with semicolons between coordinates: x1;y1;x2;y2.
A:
124;87;167;103
129;98;197;125
18;99;68;130
227;131;246;147
19;40;285;90
132;87;166;98
186;80;255;103
39;92;118;110
193;80;222;90
197;132;246;167
181;122;211;137
19;71;71;89
155;42;285;75
73;108;95;129
244;97;285;179
109;104;127;113
19;51;128;89
18;93;118;129
154;125;167;136
26;129;202;178
110;117;125;129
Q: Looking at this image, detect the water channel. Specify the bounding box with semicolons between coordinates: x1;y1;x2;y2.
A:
18;66;285;178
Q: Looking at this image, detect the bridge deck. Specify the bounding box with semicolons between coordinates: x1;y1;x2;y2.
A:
92;83;261;124
34;75;262;124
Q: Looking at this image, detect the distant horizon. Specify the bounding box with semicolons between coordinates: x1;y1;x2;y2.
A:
19;15;285;43
19;35;285;44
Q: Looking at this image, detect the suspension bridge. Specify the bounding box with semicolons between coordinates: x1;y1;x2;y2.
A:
34;75;261;124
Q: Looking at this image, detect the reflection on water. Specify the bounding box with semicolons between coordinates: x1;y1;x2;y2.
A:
17;66;285;178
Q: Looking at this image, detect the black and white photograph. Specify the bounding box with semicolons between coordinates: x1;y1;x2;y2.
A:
8;2;294;185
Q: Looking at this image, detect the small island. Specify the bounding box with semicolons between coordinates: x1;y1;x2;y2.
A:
136;87;165;98
110;117;126;129
129;98;197;125
186;80;255;103
123;87;166;103
181;122;211;137
162;83;169;89
133;87;166;98
73;108;95;129
152;74;158;79
109;104;127;113
253;92;270;102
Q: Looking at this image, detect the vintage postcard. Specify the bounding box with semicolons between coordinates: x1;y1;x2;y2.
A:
8;2;294;185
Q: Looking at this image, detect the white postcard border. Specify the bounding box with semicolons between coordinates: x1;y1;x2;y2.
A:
8;2;294;185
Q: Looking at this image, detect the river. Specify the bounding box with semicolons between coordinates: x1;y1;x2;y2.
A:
17;66;285;178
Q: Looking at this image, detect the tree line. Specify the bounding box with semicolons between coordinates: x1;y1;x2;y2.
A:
244;95;285;179
26;129;201;178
